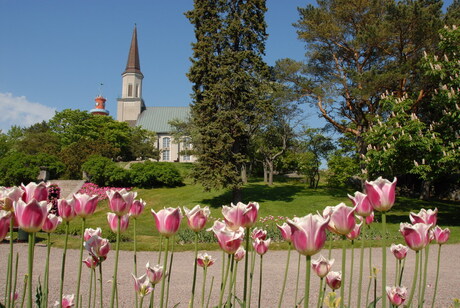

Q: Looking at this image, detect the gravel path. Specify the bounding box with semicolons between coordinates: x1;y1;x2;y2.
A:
1;242;459;307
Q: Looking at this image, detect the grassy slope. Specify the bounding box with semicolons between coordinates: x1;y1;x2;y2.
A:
38;174;460;251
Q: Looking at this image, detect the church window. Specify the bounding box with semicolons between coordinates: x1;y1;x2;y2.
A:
162;150;170;161
128;84;133;97
163;137;170;148
135;84;139;98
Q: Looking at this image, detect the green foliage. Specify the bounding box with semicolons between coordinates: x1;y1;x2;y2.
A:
326;154;360;188
130;161;183;188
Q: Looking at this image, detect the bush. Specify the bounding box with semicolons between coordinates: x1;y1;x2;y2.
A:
82;155;131;187
326;154;360;188
130;161;183;188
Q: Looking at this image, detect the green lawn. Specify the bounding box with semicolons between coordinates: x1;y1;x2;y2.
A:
37;177;460;251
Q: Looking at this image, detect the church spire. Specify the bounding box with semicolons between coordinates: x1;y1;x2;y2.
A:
123;25;142;76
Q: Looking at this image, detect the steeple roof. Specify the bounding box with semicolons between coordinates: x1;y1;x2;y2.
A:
123;25;142;76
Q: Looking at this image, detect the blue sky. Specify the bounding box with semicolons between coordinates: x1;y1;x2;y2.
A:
0;0;324;132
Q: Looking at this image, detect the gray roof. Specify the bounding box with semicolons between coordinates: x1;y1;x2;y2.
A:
136;106;190;133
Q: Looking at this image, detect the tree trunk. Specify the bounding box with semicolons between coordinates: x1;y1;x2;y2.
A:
420;180;431;200
268;160;274;186
241;164;248;184
232;187;243;204
263;161;268;184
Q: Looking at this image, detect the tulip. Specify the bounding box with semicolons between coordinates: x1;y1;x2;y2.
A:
146;262;164;285
312;255;335;279
184;204;210;232
386;286;407;306
73;193;98;218
42;213;62;233
14;199;48;233
83;256;99;269
365;177;397;212
251;227;267;240
129;199;146;218
432;226;450;245
107;212;130;233
253;238;271;255
390;244;409;260
234;247;246;262
221;201;259;230
326;271;342;290
84;227;102;241
57;198;76;222
151;207;182;237
210;221;245;254
0;210;11;241
348;191;373;217
287;213;330;256
84;235;111;262
55;294;75;308
277;222;292;242
197;253;216;268
21;182;48;203
364;211;374;225
345;220;362;240
400;222;432;251
409;208;438;226
0;186;23;211
132;274;153;298
107;189;137;216
327;203;356;236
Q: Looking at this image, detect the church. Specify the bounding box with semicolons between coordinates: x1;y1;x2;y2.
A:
115;26;195;163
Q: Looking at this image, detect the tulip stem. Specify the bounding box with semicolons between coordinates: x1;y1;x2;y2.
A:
278;242;291;308
365;233;372;308
206;276;214;308
27;232;34;308
191;232;199;308
304;255;311;308
6;216;14;308
59;221;70;308
201;267;207;308
158;235;163;264
357;227;365;308
232;262;238;308
317;278;323;308
92;268;97;308
381;213;387;308
140;296;144;308
99;262;103;308
295;252;301;307
88;267;93;308
227;254;235;308
257;255;263;308
406;250;420;307
340;236;346;308
20;274;28;308
134;218;138;308
110;216;121;308
248;248;256;308
430;245;442;308
218;254;231;307
418;248;423;305
159;236;170;308
165;237;175;308
44;233;51;308
399;259;405;286
347;240;354;308
243;227;250;308
12;253;19;308
394;258;398;286
328;238;333;259
75;218;86;308
420;244;430;306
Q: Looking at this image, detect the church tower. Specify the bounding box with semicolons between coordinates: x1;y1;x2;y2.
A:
117;25;145;125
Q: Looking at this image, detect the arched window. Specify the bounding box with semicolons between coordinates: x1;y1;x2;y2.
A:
162;150;170;161
128;84;133;97
162;137;170;148
135;84;139;97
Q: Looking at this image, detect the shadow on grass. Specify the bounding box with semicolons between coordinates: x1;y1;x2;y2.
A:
198;182;352;208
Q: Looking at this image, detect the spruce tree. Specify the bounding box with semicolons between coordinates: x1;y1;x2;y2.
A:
186;0;270;203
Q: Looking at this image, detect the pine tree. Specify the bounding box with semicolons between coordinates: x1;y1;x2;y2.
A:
186;0;270;203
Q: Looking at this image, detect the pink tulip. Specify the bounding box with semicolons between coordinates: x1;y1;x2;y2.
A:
151;207;182;237
400;222;432;251
57;198;76;222
253;238;271;255
107;212;130;233
129;199;146;218
346;220;362;240
13;199;48;233
386;286;407;306
73;193;98;218
197;253;216;268
21;182;48;203
287;213;330;256
251;228;267;240
42;213;62;233
234;247;246;262
107;189;137;216
210;220;245;254
132;274;153;298
83;256;99;269
312;255;335;278
364;211;374;225
55;294;75;308
348;191;373;217
0;210;11;241
183;205;210;232
327;203;356;236
277;222;292;242
221;201;259;230
390;244;409;260
146;262;164;285
326;271;342;290
0;186;23;211
409;208;437;226
84;235;110;262
432;226;450;245
365;177;397;212
84;227;102;241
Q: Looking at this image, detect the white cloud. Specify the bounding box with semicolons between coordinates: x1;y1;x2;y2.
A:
0;92;56;132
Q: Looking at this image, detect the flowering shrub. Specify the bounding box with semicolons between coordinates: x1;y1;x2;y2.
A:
47;183;61;214
77;183;132;201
